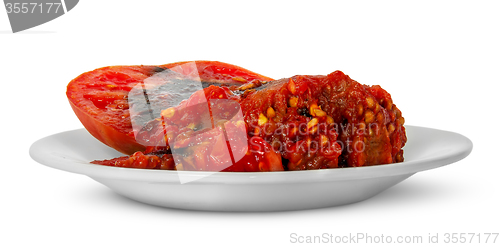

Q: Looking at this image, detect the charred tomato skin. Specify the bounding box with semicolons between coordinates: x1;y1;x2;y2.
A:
66;61;274;155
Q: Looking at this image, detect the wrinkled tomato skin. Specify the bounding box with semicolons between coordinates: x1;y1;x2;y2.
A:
67;61;274;155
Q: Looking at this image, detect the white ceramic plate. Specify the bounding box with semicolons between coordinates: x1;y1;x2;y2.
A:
30;125;472;211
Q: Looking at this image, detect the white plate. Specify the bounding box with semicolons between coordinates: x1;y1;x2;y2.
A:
30;126;472;211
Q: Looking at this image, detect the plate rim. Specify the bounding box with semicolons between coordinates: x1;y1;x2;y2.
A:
29;125;473;184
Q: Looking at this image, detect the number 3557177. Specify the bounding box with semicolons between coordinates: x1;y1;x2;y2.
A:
5;3;63;14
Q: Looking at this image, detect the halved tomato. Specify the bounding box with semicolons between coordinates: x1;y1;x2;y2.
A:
66;61;273;154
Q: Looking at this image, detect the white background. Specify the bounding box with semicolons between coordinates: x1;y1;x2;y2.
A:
1;0;498;246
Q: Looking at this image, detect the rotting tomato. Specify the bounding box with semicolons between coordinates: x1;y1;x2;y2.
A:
66;61;273;155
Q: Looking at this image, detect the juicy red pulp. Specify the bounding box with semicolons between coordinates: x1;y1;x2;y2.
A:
81;64;406;171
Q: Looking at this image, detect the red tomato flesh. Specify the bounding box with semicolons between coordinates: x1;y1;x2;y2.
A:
67;61;273;155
